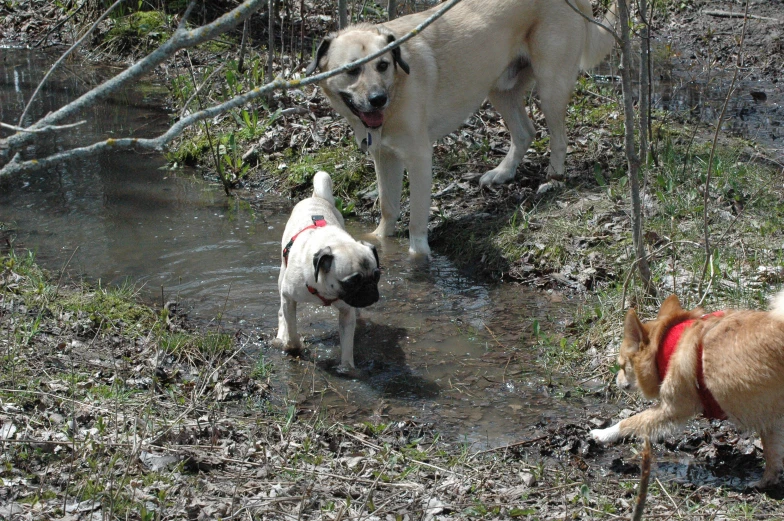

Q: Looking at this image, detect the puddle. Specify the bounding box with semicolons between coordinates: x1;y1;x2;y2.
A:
3;41;780;454
595;40;783;161
1;48;597;448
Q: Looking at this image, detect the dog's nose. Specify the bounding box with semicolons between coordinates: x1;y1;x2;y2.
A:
372;268;380;283
368;92;387;108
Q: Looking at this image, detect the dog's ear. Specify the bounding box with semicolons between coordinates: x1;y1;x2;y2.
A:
622;308;646;353
360;241;380;268
657;294;683;318
386;33;410;75
305;36;333;75
313;247;334;282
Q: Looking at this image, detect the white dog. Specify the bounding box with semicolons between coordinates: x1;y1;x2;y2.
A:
275;171;381;370
306;0;616;256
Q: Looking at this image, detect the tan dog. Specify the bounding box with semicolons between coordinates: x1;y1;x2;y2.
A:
306;0;616;256
591;293;784;488
275;171;381;371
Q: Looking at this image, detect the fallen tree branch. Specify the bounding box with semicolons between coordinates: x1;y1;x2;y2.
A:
0;0;264;164
0;0;464;178
702;9;780;22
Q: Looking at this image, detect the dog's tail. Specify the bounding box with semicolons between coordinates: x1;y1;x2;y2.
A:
769;289;784;321
312;170;335;205
580;0;618;70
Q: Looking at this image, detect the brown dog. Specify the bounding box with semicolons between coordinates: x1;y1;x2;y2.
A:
591;292;784;488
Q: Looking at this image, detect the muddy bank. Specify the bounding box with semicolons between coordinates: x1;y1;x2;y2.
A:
3;0;784;518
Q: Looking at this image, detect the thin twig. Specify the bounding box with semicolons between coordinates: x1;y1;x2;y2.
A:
19;0;124;126
631;437;653;521
697;1;750;303
0;0;463;177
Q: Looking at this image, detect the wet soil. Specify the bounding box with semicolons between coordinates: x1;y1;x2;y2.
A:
3;1;784;518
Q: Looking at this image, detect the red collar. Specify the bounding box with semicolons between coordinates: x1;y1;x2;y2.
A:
657;311;726;420
282;215;328;266
306;284;338;306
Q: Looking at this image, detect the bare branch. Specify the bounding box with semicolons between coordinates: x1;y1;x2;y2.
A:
0;0;265;162
564;0;621;45
0;0;464;178
697;1;750;304
1;121;86;133
19;0;124;126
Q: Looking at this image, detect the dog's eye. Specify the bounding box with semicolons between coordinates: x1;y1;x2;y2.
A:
347;66;361;77
377;61;389;72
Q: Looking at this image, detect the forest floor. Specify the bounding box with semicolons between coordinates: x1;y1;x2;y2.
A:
2;0;784;519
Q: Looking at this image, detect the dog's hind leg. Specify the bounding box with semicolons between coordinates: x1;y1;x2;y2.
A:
531;47;582;182
754;426;784;488
480;72;536;187
373;148;404;240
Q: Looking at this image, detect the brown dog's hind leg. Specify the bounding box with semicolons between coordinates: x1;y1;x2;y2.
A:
754;427;784;489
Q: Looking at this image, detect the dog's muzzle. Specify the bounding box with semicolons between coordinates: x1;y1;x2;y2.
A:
341;92;385;129
340;270;381;308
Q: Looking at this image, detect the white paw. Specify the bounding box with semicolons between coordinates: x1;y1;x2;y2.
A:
536;180;564;195
590;423;621;444
373;220;396;238
479;168;515;187
408;235;431;257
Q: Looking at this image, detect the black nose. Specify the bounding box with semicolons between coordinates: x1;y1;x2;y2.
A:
368;92;387;108
372;268;380;283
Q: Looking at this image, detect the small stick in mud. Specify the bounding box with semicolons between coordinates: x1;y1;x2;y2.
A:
631;437;653;521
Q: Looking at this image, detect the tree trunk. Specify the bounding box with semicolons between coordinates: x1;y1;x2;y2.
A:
338;0;348;29
639;0;650;164
267;0;274;85
618;0;655;295
388;0;397;20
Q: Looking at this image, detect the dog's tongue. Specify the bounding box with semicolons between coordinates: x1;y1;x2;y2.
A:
359;110;384;128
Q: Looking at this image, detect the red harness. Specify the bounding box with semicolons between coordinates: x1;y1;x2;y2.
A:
282;215;328;266
282;215;338;307
657;311;726;420
306;284;338;306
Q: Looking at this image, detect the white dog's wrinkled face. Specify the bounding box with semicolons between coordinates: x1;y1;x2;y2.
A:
313;240;381;308
306;27;409;129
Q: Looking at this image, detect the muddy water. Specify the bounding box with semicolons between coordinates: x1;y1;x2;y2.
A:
3;44;781;468
1;49;599;448
597;44;783;162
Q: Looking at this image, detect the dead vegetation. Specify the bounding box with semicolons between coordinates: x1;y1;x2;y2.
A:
2;0;784;519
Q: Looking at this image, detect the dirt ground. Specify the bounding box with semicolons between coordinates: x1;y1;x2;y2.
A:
2;0;784;519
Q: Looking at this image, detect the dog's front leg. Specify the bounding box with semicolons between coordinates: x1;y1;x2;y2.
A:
373;147;404;239
275;294;302;352
404;149;434;257
591;401;698;443
336;302;357;370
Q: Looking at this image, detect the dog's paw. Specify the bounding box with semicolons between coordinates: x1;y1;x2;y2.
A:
408;236;431;258
590;424;621;444
479;168;515;188
273;336;304;356
751;471;783;490
334;364;362;379
536;179;564;195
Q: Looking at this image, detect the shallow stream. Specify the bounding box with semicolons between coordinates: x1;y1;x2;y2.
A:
1;46;782;486
0;49;599;449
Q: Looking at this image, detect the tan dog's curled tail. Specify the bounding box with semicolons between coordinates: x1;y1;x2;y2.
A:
312;171;335;206
769;289;784;321
579;0;618;70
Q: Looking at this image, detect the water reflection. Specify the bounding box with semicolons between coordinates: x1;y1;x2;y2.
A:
1;48;593;447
